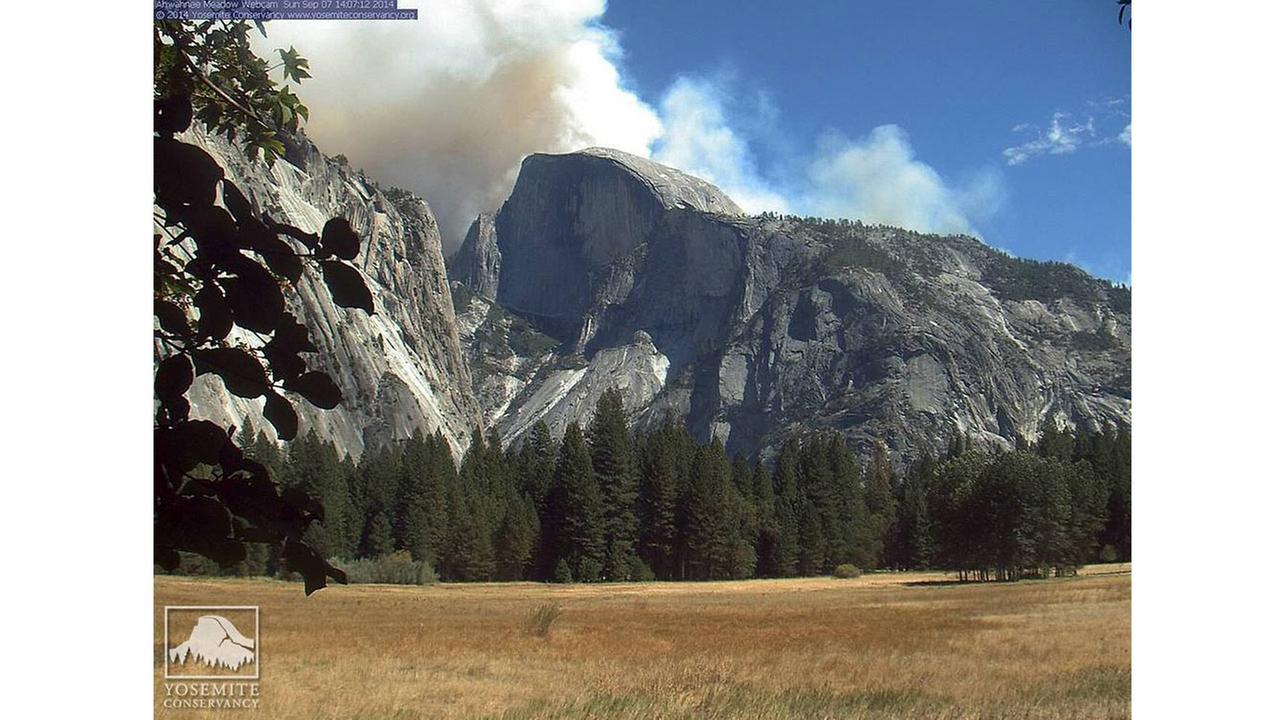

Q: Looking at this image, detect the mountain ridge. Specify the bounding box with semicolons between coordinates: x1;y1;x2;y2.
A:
451;146;1130;463
172;131;1128;466
175;128;481;459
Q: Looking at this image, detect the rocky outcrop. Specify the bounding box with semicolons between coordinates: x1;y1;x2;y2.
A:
178;129;481;459
448;212;501;301
172;131;1129;467
452;148;1131;463
481;148;743;346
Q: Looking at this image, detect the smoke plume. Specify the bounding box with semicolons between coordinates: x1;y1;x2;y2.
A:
260;1;660;251
261;1;1000;251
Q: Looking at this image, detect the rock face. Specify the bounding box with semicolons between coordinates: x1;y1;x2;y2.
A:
490;148;743;347
178;130;481;459
170;131;1129;467
451;148;1131;463
448;212;501;301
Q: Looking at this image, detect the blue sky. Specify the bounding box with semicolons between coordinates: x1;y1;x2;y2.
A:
271;1;1130;282
603;1;1132;282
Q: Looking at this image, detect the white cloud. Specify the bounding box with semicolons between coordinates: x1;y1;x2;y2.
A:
806;126;1003;235
652;77;790;214
651;79;999;236
1005;99;1132;165
1003;112;1097;166
260;9;1002;246
256;0;662;249
1118;123;1132;146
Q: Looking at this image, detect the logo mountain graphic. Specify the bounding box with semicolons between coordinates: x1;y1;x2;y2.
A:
168;615;256;671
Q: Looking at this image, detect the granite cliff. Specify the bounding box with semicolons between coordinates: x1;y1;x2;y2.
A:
168;132;1129;466
450;148;1131;462
175;129;481;458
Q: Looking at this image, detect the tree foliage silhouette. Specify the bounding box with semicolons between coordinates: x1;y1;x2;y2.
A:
153;20;375;594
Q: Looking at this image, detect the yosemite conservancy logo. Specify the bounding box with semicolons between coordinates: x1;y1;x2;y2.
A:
162;606;261;710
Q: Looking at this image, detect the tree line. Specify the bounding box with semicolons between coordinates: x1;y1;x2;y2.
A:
169;389;1129;583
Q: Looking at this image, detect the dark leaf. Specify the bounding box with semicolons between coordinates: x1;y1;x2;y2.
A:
155;137;224;208
156;419;232;473
281;486;326;521
192;347;271;398
241;222;303;282
266;216;320;250
263;391;299;441
181;205;240;259
159;394;190;425
262;244;304;284
221;180;255;225
218;431;247;469
194;284;233;341
157;495;244;567
218;474;288;525
263;342;306;384
154;93;194;136
272;316;318;353
321;218;361;260
155;547;181;571
283;539;347;595
284;371;343;409
154;299;190;336
155;354;194;399
223;256;285;333
320;260;375;313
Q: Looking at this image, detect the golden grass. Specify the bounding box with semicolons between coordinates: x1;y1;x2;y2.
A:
155;565;1130;719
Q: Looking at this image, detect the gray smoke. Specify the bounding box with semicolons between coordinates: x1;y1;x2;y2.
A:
259;2;1000;251
259;0;660;252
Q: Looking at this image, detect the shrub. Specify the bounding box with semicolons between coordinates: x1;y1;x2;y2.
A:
1099;544;1119;563
332;551;437;585
578;558;604;583
553;558;574;584
524;602;563;638
833;564;863;579
627;556;656;582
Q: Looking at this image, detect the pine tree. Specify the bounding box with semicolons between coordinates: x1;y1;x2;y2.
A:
393;430;433;560
339;453;361;559
520;421;557;506
589;389;640;580
236;420;284;573
772;439;802;576
353;443;401;558
493;493;538;580
827;436;864;569
751;460;780;577
728;456;759;579
796;495;825;576
662;419;698;580
442;482;494;581
799;436;839;572
283;430;356;560
364;513;394;558
549;422;605;581
235;418;258;456
250;430;284;478
458;427;497;527
638;424;680;579
887;453;934;570
685;439;736;579
1036;420;1075;462
864;441;898;569
422;432;455;565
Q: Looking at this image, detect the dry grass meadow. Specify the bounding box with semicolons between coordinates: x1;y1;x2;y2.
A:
154;565;1130;719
